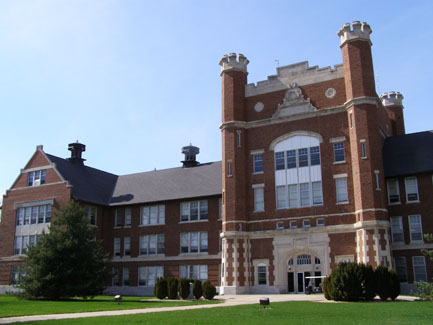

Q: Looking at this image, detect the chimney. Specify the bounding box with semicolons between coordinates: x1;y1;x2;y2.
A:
68;141;86;164
181;144;200;168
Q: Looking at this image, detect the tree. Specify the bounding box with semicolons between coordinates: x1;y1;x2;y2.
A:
19;201;109;300
414;233;433;301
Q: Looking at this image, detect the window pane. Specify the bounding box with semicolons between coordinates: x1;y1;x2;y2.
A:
336;178;348;203
24;208;31;225
125;208;131;226
149;235;157;254
409;215;422;242
254;188;264;211
288;184;298;208
287;150;297;169
140;235;148;255
31;207;38;224
190;232;199;253
181;203;189;222
276;186;287;209
413;256;427;282
394;257;407;282
150;206;158;224
258;266;267;285
312;181;323;205
199;201;208;220
45;205;51;223
310;146;320;166
200;232;208;253
298;148;308;167
180;233;189;253
16;208;24;226
390;217;404;242
253;154;263;173
387;179;400;203
333;142;345;162
190;202;199;221
158;205;165;224
275;152;285;170
157;235;165;254
405;178;418;201
138;267;147;286
141;207;149;225
300;183;310;207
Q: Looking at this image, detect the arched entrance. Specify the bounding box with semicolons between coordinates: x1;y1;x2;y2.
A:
287;254;323;293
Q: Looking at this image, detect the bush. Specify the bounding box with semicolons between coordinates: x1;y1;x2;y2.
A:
323;275;333;300
414;281;433;301
167;278;178;299
193;280;203;299
389;270;400;301
154;277;168;299
178;278;191;300
376;265;391;301
360;264;377;300
202;280;216;300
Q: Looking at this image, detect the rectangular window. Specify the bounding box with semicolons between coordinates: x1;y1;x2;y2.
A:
27;170;46;186
349;111;353;128
11;266;26;285
112;268;120;286
140;234;165;255
115;208;123;227
375;171;380;190
275;152;285;170
218;198;222;220
361;141;367;158
287;150;296;169
312;181;323;205
16;204;51;226
405;177;419;202
413;256;427;282
180;201;208;222
409;215;423;242
300;183;310;207
303;219;311;228
124;208;131;226
317;219;325;227
253;154;263;173
298;148;308;167
124;237;131;256
14;236;22;255
394;257;407;282
257;265;267;285
288;184;298;208
24;207;30;225
335;177;348;203
16;208;24;226
310;146;320;166
227;161;232;177
290;220;297;229
123;268;129;286
276;221;284;230
180;232;208;254
387;179;400;204
276;186;287;209
254;187;264;211
138;266;164;286
179;265;208;282
114;237;120;256
236;131;241;147
84;206;97;226
31;207;37;224
333;142;345;162
140;205;165;225
390;216;404;243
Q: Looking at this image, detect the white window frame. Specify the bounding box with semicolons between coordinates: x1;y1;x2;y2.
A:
236;130;242;147
253;260;269;286
412;256;427;282
333;142;345;163
387;179;400;204
405;177;419;202
115;208;123;227
138;266;163;286
257;264;267;285
253;154;263;174
180;232;208;254
316;219;324;227
290;220;297;229
16;204;51;226
374;171;380;190
335;175;349;204
390;216;404;243
408;215;423;242
140;205;165;226
27;170;46;186
302;219;310;228
360;139;367;159
179;265;208;281
139;234;165;255
276;221;284;230
253;186;264;212
180;200;208;222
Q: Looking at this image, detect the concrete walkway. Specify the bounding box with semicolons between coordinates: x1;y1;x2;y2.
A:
0;294;417;324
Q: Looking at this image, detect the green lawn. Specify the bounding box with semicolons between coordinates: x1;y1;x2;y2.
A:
16;300;433;325
0;294;220;318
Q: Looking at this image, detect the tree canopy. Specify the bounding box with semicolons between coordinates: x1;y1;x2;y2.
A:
20;201;109;300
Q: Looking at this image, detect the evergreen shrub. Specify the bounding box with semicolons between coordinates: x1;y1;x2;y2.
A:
154;277;168;299
193;280;203;299
178;278;191;300
167;278;178;299
202;280;216;300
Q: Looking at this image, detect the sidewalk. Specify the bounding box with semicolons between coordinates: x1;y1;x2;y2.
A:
0;294;416;324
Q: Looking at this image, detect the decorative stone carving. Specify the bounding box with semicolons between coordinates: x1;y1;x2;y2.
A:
325;88;336;99
254;102;264;112
273;82;317;118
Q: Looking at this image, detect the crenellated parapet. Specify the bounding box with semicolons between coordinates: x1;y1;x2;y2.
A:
338;21;372;47
219;53;249;75
380;91;404;107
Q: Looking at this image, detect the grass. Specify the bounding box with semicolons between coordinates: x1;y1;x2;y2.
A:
14;300;433;325
0;294;220;318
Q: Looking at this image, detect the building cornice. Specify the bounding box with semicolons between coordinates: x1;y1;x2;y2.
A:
344;96;380;109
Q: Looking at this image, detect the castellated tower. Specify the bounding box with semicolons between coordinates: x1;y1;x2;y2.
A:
219;21;397;295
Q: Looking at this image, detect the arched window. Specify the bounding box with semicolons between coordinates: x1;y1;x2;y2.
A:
288;258;294;266
297;254;312;265
315;256;321;264
273;133;323;209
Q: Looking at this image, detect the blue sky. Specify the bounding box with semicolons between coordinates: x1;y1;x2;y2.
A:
1;0;432;200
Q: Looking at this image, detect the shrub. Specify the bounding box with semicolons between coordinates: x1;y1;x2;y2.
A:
414;281;433;301
376;265;391;301
154;277;168;299
360;264;377;300
193;280;203;300
389;270;400;301
202;280;216;300
167;278;178;299
323;275;333;300
178;278;191;300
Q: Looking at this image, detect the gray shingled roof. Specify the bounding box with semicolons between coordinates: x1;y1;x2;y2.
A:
110;162;222;205
383;131;433;177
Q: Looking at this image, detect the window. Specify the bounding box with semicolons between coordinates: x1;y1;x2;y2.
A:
303;219;310;228
288;184;298;208
374;171;380;190
84;206;97;226
298;148;308;167
413;256;427;282
123;268;129;286
254;187;264;211
114;237;120;256
333;142;345;162
276;186;287;209
16;204;51;226
275;152;285;170
115;208;123;227
394;257;407;282
227;161;232;177
276;221;284;230
314;256;321;264
27;170;46;186
349;111;353;128
290;220;297;229
138;266;163;286
408;215;423;242
180;232;208;253
180;265;208;281
141;205;165;225
312;182;323;205
13;235;40;255
317;219;325;227
140;234;165;255
310;147;320;165
297;254;312;265
253;154;263;173
236;131;241;147
124;208;131;227
10;266;26;285
335;177;348;203
218;198;222;220
390;216;404;243
124;237;131;256
112;268;120;286
300;183;310;207
387;179;400;204
405;177;419;202
361;141;367;158
257;264;267;285
181;200;208;221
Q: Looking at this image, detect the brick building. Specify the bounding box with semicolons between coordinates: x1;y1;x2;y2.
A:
0;21;432;295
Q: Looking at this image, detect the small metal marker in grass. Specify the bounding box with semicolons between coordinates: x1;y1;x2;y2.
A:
114;295;122;304
259;297;270;309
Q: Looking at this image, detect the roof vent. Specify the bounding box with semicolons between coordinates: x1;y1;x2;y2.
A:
181;144;200;168
68;141;86;165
